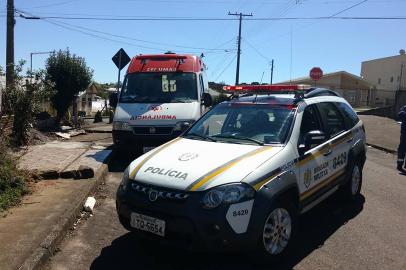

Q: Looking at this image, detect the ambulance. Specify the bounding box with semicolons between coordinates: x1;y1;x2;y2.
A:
116;84;367;261
111;52;212;153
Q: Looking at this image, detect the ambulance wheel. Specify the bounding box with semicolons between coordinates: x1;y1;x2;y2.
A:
339;160;363;202
255;199;297;263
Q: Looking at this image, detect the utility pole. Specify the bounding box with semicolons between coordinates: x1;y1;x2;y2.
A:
270;59;274;85
399;63;404;91
6;0;15;89
228;12;252;85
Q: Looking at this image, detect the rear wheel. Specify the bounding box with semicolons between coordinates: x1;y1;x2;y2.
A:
339;161;362;201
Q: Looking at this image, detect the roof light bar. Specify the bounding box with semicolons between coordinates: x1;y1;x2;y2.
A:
223;84;309;92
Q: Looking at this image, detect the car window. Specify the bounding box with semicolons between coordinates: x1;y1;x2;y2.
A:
186;103;295;144
335;102;359;128
317;102;347;137
299;105;323;146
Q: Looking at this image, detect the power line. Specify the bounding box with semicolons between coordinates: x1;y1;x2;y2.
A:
20;14;406;21
214;54;237;82
43;19;237;55
44;19;234;52
242;37;272;63
330;0;369;17
27;0;79;9
15;9;236;54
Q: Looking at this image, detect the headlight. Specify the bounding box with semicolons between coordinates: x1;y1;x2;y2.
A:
119;167;130;191
113;121;132;131
173;121;194;132
202;183;255;209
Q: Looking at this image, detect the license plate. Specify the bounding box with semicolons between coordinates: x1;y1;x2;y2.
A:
130;212;165;237
143;146;156;153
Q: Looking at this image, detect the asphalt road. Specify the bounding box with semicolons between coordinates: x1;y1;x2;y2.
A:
43;147;406;270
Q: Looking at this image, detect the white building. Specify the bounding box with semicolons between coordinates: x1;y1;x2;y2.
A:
361;49;406;106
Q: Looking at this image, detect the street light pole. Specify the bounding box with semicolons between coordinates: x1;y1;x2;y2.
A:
30;51;54;74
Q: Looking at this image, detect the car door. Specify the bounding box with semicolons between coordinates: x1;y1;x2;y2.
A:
298;104;332;203
316;102;351;185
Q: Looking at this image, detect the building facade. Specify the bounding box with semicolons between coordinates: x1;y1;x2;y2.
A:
278;71;374;107
361;50;406;106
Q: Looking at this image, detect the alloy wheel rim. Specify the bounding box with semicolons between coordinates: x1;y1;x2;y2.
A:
262;208;292;255
351;165;361;195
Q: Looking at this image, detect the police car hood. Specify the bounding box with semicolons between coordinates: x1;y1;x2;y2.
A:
115;102;200;125
128;138;283;191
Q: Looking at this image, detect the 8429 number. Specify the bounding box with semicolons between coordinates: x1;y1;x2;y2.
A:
233;209;249;217
333;152;347;170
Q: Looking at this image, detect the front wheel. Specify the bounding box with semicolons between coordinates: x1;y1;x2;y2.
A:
254;200;297;262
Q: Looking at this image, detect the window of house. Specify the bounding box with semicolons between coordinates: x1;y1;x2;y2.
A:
398;76;400;82
390;77;394;83
378;78;381;84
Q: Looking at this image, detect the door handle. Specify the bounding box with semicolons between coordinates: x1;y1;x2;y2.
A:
347;137;354;143
323;149;332;156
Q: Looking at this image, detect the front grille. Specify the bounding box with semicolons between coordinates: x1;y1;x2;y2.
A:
131;182;190;202
132;126;174;135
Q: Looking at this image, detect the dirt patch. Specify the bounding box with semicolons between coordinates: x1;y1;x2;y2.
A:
27;128;58;146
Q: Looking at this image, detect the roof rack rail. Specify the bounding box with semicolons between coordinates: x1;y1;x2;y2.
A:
304;88;341;99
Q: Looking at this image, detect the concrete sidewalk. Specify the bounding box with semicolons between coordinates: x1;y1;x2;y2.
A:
0;141;112;270
83;123;112;133
359;115;400;153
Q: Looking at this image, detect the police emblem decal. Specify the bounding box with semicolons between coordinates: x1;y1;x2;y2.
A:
178;153;198;161
304;169;312;188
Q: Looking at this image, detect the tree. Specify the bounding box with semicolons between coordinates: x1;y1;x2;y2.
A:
1;61;54;146
45;49;93;125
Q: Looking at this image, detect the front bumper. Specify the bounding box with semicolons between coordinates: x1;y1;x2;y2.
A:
116;181;271;252
113;130;181;147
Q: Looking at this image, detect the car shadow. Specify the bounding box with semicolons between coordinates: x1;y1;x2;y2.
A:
107;150;142;173
90;194;365;270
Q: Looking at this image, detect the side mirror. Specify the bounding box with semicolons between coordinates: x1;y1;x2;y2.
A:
202;93;213;107
299;130;327;154
109;92;118;108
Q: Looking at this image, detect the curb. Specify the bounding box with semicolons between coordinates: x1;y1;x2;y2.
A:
366;143;397;154
84;128;112;134
18;155;111;270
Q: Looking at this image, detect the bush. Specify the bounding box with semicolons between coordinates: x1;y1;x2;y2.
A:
0;143;28;212
2;61;54;146
94;111;103;123
212;93;230;105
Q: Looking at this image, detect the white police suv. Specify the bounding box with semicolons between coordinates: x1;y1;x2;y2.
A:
116;84;366;260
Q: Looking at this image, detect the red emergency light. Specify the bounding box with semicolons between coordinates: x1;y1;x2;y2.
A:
223;84;308;92
137;55;188;60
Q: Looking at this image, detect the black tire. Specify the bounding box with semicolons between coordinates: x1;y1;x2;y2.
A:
253;199;298;263
339;160;363;202
118;213;133;232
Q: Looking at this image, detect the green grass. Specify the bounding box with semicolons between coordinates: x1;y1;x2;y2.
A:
0;145;29;212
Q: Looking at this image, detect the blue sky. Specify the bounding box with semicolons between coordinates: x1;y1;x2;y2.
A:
1;0;406;85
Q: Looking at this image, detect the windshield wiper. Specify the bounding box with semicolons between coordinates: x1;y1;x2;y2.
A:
184;132;216;142
120;96;143;103
212;134;264;145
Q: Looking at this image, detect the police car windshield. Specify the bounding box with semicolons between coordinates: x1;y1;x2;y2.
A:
185;103;295;145
120;72;198;103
